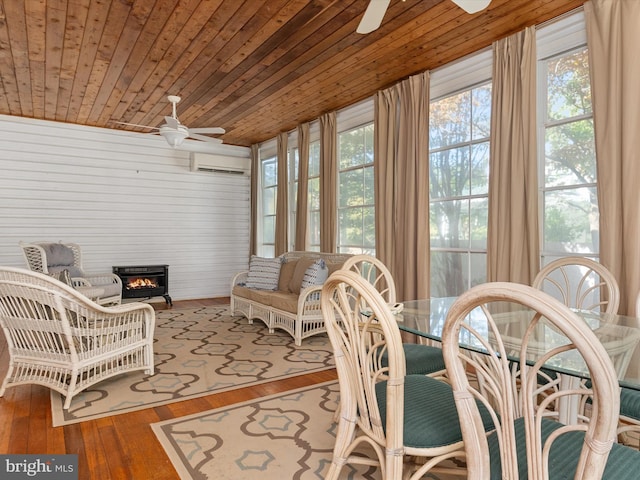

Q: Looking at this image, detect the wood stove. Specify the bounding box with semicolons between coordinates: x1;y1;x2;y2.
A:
112;264;172;305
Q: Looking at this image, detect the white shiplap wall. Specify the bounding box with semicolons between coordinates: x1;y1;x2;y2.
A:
0;114;251;301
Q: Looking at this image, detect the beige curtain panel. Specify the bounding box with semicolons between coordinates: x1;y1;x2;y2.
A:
487;26;539;285
275;132;289;256
374;71;430;301
375;88;398;276
320;112;337;253
294;122;310;251
586;0;640;315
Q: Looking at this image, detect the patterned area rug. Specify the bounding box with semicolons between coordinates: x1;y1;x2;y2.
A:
50;305;335;426
152;381;466;480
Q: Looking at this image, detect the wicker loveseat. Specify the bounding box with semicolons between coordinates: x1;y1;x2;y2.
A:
230;251;352;345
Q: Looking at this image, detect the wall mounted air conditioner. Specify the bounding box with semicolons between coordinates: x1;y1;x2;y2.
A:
189;152;251;175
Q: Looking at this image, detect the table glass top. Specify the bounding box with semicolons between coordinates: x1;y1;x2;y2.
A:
396;297;640;390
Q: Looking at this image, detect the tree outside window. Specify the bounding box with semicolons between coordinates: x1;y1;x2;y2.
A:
540;47;597;265
429;84;491;297
338;124;375;255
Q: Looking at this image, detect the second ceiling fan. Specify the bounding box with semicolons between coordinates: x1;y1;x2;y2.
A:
357;0;492;34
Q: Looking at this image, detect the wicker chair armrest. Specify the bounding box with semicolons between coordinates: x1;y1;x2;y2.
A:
82;273;122;286
103;302;155;315
231;270;249;287
72;277;91;287
298;284;323;310
75;303;155;337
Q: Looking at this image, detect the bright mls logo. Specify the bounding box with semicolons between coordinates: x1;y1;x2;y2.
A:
0;455;78;479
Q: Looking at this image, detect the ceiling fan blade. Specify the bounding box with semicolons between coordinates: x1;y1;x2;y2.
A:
189;133;223;144
357;0;390;34
113;121;159;131
189;127;226;135
164;116;180;129
450;0;492;14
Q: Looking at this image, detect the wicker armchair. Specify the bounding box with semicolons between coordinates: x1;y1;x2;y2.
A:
0;267;155;410
442;282;640;479
19;241;122;306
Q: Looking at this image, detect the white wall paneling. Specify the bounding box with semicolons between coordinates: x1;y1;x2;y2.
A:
0;114;251;301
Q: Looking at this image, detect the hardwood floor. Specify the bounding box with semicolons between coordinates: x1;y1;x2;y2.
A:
0;298;337;479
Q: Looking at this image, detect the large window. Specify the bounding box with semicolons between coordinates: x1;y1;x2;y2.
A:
289;146;299;251
337;123;375;254
429;83;491;297
538;45;596;266
307;141;321;251
260;155;277;257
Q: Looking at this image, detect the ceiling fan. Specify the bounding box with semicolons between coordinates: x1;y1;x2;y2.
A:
357;0;492;34
117;95;225;148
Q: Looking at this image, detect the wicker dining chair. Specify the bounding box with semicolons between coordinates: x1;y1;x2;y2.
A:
617;291;640;446
341;254;446;377
532;256;640;440
321;270;493;479
532;256;620;314
19;241;122;306
442;282;640;479
0;267;155;410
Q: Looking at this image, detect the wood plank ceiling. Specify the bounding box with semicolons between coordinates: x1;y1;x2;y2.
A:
0;0;584;148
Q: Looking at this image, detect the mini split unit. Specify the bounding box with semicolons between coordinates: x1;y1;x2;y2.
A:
189;152;251;175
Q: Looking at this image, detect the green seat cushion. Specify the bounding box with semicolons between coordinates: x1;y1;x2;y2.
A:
583;382;640;423
375;374;494;449
381;343;446;375
488;417;640;479
403;343;446;375
620;387;640;421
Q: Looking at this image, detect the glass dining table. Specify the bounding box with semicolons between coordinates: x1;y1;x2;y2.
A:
395;297;640;424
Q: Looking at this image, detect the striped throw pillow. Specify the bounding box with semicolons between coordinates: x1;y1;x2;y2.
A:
301;259;329;301
245;255;283;290
300;259;329;289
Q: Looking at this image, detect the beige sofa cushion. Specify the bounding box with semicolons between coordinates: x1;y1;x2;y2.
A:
270;291;299;314
232;285;275;306
278;259;299;292
327;261;346;275
288;257;317;294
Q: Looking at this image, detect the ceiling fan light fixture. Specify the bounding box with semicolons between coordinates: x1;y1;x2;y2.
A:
159;124;189;147
450;0;492;14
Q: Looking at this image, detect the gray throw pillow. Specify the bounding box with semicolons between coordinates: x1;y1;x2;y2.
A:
41;243;75;267
49;265;84;277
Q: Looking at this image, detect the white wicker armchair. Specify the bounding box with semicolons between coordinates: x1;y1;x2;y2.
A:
19;241;122;306
0;267;155;410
